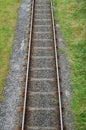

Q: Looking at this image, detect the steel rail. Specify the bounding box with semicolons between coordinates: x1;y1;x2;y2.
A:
50;0;63;130
21;0;63;129
21;0;35;129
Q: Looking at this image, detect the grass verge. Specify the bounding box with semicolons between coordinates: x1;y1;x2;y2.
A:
0;0;19;99
53;0;86;129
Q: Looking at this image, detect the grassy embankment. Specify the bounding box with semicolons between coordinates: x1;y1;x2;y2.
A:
0;0;19;99
53;0;86;129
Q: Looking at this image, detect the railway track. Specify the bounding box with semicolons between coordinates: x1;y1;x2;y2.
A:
22;0;63;129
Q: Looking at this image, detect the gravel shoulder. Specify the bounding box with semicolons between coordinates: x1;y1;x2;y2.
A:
56;24;74;130
0;0;31;129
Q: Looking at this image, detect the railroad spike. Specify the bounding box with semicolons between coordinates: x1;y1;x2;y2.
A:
61;91;63;95
26;30;29;35
17;106;23;112
19;90;25;97
20;77;26;82
24;38;28;43
15;126;22;130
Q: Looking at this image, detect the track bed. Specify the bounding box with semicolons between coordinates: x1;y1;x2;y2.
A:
22;0;63;130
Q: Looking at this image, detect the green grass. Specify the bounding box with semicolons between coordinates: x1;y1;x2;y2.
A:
53;0;86;129
0;0;19;99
